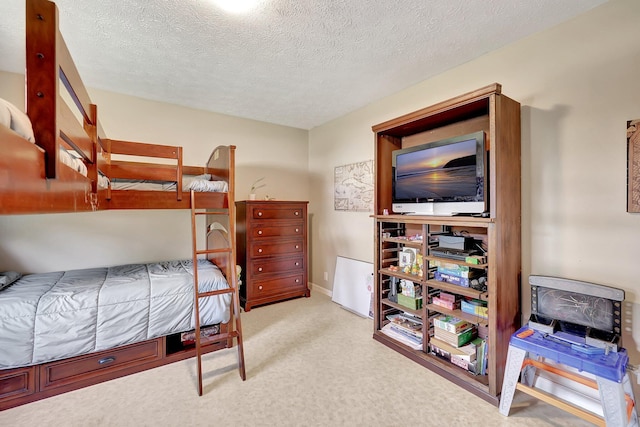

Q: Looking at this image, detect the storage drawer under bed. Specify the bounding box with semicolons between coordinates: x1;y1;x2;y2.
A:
40;339;161;390
0;366;36;404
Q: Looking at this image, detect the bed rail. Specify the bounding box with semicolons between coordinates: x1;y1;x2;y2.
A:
98;145;233;210
105;139;184;201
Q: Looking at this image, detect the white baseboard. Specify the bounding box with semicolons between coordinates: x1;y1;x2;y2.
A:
309;282;332;297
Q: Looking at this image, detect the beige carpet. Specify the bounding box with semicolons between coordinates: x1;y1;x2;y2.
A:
0;292;593;426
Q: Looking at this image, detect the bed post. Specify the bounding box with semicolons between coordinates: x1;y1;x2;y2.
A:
26;0;59;179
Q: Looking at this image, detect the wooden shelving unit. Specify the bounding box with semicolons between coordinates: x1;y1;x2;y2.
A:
371;83;521;405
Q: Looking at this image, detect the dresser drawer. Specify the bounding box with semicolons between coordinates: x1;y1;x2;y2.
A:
251;205;304;220
251;274;306;298
251;256;304;276
250;222;303;239
40;339;161;390
250;239;304;258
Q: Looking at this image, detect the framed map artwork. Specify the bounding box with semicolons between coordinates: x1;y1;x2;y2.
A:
628;119;640;212
334;160;374;212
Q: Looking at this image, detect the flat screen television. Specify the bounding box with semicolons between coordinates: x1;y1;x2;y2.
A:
391;131;486;216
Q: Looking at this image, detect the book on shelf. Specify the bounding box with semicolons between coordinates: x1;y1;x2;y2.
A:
471;337;488;375
432;296;460;310
389;324;422;344
432;315;472;334
432;261;483;279
380;323;422;350
428;338;479;374
434;271;474;287
433;325;476;347
461;298;488;319
386;313;423;340
429;336;476;362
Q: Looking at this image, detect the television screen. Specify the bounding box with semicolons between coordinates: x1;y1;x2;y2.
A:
391;131;486;215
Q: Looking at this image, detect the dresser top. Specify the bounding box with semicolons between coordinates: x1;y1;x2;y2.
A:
237;200;308;204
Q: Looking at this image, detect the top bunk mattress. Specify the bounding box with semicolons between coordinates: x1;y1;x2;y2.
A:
110;174;228;192
0;259;230;369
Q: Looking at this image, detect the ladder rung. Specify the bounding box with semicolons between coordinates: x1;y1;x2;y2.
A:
198;288;235;298
195;248;231;255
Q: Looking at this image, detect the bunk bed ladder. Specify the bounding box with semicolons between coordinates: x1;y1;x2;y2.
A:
190;190;246;396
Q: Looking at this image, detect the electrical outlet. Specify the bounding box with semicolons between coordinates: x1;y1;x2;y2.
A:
324;272;328;281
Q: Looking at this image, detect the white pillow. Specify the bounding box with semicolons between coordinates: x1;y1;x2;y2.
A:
0;271;22;291
0;98;35;142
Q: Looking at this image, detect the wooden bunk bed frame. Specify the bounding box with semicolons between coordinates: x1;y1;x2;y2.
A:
0;0;243;410
0;0;231;214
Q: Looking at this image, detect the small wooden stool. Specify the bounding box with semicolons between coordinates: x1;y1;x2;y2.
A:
499;327;638;427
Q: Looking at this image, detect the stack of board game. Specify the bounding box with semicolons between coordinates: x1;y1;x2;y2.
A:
432;315;476;346
432;260;484;288
429;315;482;373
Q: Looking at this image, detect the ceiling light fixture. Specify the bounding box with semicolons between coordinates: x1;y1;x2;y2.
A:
213;0;261;14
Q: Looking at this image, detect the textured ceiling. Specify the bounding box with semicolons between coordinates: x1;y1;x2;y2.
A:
0;0;607;130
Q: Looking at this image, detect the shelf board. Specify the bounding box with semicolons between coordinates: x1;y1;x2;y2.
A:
374;214;492;227
382;237;423;247
379;268;424;283
381;247;400;253
425;303;488;327
424;280;488;300
381;298;421;318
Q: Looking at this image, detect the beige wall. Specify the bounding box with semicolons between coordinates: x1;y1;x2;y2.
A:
0;71;308;272
2;0;640;355
309;0;640;303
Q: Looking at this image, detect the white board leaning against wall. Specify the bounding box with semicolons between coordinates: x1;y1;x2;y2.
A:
331;256;374;318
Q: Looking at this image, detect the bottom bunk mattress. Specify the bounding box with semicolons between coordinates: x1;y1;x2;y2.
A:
0;259;230;370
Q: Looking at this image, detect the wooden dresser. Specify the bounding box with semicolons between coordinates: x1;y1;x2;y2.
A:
235;200;310;311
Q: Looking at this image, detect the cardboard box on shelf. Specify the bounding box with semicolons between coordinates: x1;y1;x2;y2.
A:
397;294;422;310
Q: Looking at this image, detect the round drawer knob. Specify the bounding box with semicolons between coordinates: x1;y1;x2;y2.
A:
295;211;299;216
295;228;299;232
295;262;300;266
258;267;263;272
258;285;263;290
295;279;300;283
258;212;263;216
295;245;299;249
258;248;263;253
258;230;263;235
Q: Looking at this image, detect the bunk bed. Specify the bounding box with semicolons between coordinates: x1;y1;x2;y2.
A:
0;0;244;410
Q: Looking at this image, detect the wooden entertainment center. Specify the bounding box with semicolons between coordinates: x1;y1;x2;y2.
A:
371;83;521;405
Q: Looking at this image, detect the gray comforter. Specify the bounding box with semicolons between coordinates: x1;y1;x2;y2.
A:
0;259;230;369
